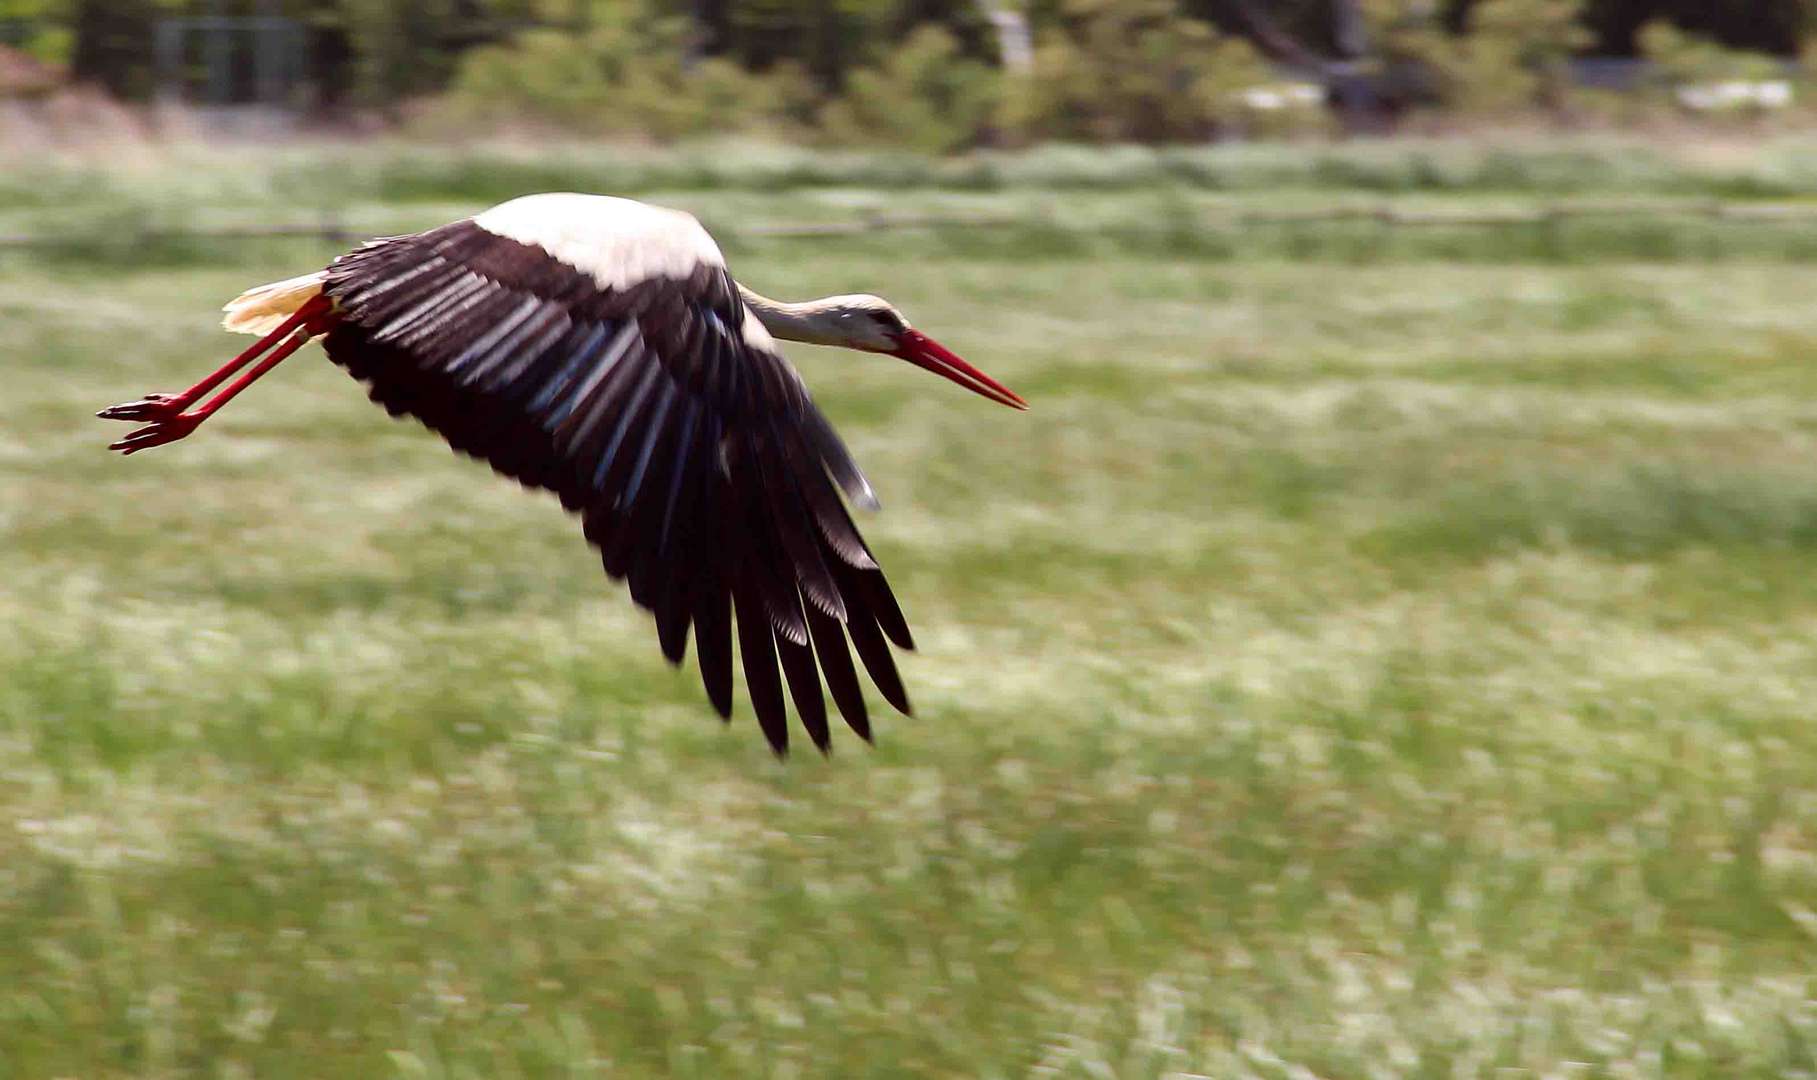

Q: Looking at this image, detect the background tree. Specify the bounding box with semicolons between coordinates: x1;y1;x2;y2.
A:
440;0;797;137
1006;0;1268;142
68;0;167;98
0;0;73;65
1414;0;1591;113
11;0;1816;134
818;24;999;150
1579;0;1805;56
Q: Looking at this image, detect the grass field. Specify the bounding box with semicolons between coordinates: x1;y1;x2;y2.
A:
6;148;1817;1076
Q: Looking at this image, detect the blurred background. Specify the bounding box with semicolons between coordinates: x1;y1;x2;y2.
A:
0;0;1815;144
8;2;1817;1078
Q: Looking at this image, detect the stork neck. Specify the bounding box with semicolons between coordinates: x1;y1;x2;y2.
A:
737;285;849;347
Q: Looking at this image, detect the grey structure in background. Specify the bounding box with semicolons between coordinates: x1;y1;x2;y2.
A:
153;3;308;135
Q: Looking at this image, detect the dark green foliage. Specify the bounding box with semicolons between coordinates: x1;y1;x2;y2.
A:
1005;0;1270;143
15;0;1817;143
818;25;1000;152
1582;0;1807;55
432;8;799;138
66;0;159;98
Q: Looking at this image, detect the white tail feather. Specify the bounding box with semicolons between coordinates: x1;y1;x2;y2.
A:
222;272;328;336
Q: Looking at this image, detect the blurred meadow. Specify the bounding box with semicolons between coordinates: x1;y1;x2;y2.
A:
6;140;1817;1077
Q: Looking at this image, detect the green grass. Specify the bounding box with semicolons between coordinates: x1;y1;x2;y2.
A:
6;175;1817;1076
28;137;1817;271
16;135;1817;205
23;188;1817;271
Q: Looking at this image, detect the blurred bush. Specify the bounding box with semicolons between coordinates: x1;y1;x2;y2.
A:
818;26;1000;154
429;0;1294;149
8;0;1817;147
430;6;794;139
1440;0;1591;115
1005;0;1270;143
1638;21;1796;123
1360;0;1591;116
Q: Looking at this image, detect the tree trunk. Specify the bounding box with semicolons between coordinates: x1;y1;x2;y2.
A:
1221;0;1330;69
1330;0;1368;59
70;0;157;99
1326;0;1386;130
974;0;1032;74
1220;0;1391;134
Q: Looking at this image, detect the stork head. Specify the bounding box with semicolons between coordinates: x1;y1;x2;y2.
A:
823;294;1028;411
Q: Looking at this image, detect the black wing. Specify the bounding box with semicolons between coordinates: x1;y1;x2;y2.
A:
321;220;913;753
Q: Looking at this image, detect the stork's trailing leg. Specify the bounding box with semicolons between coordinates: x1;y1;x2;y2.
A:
99;295;333;455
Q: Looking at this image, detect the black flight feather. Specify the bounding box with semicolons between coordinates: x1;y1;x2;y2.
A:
319;217;917;750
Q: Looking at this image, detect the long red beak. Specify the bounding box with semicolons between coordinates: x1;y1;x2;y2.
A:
893;330;1028;411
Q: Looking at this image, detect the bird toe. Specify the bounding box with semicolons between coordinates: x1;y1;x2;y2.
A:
98;393;185;422
108;416;200;455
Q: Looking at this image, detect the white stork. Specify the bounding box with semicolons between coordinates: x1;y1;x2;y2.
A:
98;193;1026;755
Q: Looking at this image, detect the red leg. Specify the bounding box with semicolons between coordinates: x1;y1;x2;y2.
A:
102;295;335;456
98;295;333;424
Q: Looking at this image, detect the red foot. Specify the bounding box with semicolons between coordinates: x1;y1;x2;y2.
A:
107;413;203;455
97;392;191;423
98;303;329;457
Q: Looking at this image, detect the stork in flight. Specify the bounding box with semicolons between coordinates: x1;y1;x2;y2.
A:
99;193;1026;755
